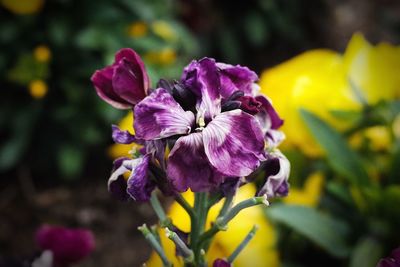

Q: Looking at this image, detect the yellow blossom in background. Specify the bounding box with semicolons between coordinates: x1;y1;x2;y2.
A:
28;79;48;99
1;0;44;15
151;20;177;42
283;172;325;207
108;112;141;159
34;45;51;63
343;34;400;103
146;184;279;267
259;33;400;156
144;48;177;66
127;21;148;38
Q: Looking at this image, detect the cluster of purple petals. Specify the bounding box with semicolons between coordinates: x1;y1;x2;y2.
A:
91;48;290;202
377;247;400;267
35;225;95;267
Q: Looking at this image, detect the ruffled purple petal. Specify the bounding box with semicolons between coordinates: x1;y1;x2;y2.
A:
217;62;258;99
134;88;195;140
167;133;224;192
376;259;399;267
181;58;221;121
257;151;290;198
391;248;400;263
255;95;283;130
265;129;286;149
35;225;95;267
126;154;155;201
203;110;265;177
111;125;137;144
107;157;131;201
213;258;232;267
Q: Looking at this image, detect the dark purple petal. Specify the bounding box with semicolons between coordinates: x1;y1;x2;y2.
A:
255;95;283;130
220;177;243;196
213;258;232;267
217;62;258;99
257;151;290;198
91;66;132;109
391;248;400;263
134;88;195;140
167;133;224;192
35;225;95;267
91;48;150;109
203;110;265;177
127;154;155;201
238;96;262;115
111;125;137;144
376;259;399;267
108;157;131;201
181;58;221;121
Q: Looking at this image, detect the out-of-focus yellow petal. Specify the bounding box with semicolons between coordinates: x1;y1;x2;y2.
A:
108;112;142;159
259;50;359;156
344;33;400;104
34;45;51;63
1;0;44;15
151;20;177;42
144;48;177;66
283;172;325;207
127;21;148;38
28;79;48;99
146;184;279;267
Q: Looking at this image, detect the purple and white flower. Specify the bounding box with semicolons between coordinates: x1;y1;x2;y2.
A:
92;50;289;200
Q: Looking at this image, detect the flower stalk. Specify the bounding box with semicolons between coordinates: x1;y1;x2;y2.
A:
138;224;171;267
165;228;194;262
227;225;259;263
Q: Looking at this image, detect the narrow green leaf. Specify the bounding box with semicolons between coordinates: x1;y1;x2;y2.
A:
267;204;350;258
300;109;369;186
350;237;382;267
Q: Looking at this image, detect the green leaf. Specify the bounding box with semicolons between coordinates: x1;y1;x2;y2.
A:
350;237;382;267
300;109;369;186
57;145;84;179
267;204;350;258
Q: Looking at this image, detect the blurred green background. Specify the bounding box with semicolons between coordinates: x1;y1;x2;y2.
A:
0;0;399;266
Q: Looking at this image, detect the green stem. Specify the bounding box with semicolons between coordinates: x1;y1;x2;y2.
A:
166;228;194;262
175;193;195;218
198;196;268;250
227;225;259;263
218;194;234;218
190;192;209;266
138;224;171;267
150;191;172;227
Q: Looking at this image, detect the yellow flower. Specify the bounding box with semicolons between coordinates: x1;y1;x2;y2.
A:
259;33;400;156
34;45;51;63
108;112;141;158
146;184;279;267
151;20;177;42
127;21;148;38
1;0;44;15
283;172;324;207
28;79;48;99
144;48;177;66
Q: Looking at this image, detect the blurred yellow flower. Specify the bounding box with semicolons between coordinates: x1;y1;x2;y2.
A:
151;20;177;42
1;0;44;15
259;33;400;156
28;79;47;99
146;184;279;267
283;172;324;207
144;48;177;66
128;21;148;38
108;112;141;159
34;45;51;63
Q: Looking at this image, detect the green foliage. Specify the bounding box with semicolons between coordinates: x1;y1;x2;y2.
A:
267;204;350;258
300;109;369;186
